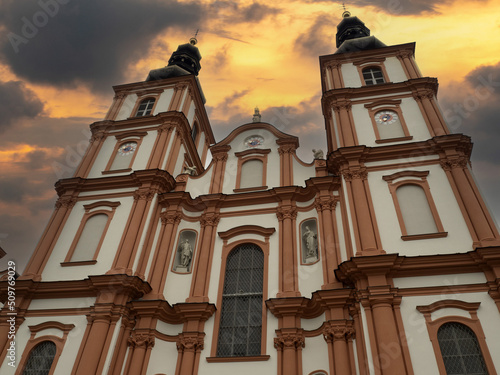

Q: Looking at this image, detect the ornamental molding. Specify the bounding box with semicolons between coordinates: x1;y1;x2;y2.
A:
274;329;305;350
323;320;355;342
314;197;339;212
276;206;298;221
200;213;220;227
128;333;155;349
55;196;77;209
133;189;155;202
440;157;468;171
176;333;205;352
160;212;182;225
341;167;368;181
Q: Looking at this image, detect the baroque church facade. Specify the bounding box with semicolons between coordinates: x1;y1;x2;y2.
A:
2;12;500;375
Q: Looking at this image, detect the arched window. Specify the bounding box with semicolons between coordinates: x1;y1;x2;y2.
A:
374;109;405;140
239;159;263;189
396;184;438;235
362;67;385;85
217;243;264;357
70;213;108;262
135;98;155;116
437;322;488;375
22;340;57;375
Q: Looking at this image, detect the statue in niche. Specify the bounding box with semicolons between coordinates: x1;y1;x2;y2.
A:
179;239;193;268
303;226;318;259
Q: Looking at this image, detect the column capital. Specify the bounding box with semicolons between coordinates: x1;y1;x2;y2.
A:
200;213;220;228
314;197;339;212
341;166;368;181
159;211;182;225
323;320;355;343
127;332;155;349
55;196;77;209
274;328;305;350
440;156;468;171
176;332;205;352
133;189;155;202
276;206;298;221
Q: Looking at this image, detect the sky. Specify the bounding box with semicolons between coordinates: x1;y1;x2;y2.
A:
1;0;500;272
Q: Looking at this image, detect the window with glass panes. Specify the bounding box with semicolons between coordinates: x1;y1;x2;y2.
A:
217;243;264;357
135;98;155;116
362;67;385;85
437;322;488;375
22;341;57;375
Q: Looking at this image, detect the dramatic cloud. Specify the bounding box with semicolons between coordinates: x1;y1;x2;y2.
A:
294;14;334;57
0;0;203;92
439;61;500;222
0;80;44;130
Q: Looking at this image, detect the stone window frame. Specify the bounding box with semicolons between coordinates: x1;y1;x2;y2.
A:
354;58;390;86
102;131;148;174
207;225;274;363
383;170;447;241
416;300;496;375
365;99;413;144
61;201;120;266
233;149;270;193
16;321;75;375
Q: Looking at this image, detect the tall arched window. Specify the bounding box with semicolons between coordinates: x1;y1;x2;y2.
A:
217;243;264;357
362;67;385;85
22;340;57;375
239;159;263;189
70;213;108;262
437;322;488;375
135;98;155;116
396;184;438;235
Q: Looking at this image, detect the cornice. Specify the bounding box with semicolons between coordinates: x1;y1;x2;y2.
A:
55;169;176;197
128;299;182;325
321;77;439;108
335;247;500;285
327;134;473;173
319;42;416;67
213;122;299;148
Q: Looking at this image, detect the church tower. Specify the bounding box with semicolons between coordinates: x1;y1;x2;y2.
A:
2;11;500;375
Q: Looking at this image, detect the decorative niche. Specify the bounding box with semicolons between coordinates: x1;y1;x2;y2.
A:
300;219;319;264
172;230;197;273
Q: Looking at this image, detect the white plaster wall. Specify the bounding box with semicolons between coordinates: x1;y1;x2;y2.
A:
146;340;178;375
335;200;350;262
41;196;134;281
220;203;276;213
103;317;122;374
351;103;377;146
399;98;432;141
400;292;500;375
393;273;487;289
197;131;206;155
187;100;196;124
302;313;325;331
173;144;187;176
115;94;138;121
87;130;154;178
156;321;183;337
160;127;177;170
365;155;439;169
79;188;135;197
385;57;407;83
368;165;474;255
292;157;315;187
1;315;87;374
341;63;362;88
360;304;375;375
143;219;163;283
266;150;281;189
302;335;330;375
332;107;341;150
131;195;158;273
154;88;174;115
341;177;359;256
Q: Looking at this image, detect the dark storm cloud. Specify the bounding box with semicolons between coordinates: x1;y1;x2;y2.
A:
0;81;44;130
0;176;46;204
440;62;500;163
294;14;334;57
0;0;203;93
207;1;279;23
